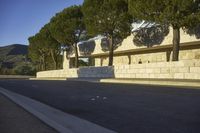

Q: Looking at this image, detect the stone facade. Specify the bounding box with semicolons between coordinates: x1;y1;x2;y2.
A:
36;27;200;80
71;27;200;66
95;49;200;66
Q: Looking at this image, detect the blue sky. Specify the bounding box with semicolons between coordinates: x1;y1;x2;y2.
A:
0;0;84;46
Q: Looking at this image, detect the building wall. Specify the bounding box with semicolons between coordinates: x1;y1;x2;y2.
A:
95;49;200;66
71;27;200;58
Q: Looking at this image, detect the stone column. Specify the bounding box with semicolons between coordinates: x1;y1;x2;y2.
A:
63;51;70;70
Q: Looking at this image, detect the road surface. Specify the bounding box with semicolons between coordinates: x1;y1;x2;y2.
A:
0;79;200;133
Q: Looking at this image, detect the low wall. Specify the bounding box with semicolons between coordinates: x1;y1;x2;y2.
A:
37;60;200;80
36;69;78;78
114;59;200;79
36;66;114;78
78;66;114;78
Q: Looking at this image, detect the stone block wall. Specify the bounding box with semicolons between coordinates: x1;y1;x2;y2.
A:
114;59;200;79
95;49;200;66
37;59;200;80
78;66;114;78
36;69;78;78
36;66;114;79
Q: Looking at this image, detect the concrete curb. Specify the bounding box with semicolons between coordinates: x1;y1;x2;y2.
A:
0;75;35;79
30;77;67;81
30;77;200;89
0;87;116;133
100;79;200;89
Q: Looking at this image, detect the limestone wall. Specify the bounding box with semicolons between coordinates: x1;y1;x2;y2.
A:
37;59;200;80
95;49;200;66
36;66;114;78
114;59;200;79
36;69;78;78
70;27;200;57
78;66;114;78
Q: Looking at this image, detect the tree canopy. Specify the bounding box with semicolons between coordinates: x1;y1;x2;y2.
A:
82;0;133;66
129;0;200;61
49;5;85;68
28;24;62;71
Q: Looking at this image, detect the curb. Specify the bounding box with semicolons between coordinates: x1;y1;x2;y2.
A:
100;79;200;89
0;87;116;133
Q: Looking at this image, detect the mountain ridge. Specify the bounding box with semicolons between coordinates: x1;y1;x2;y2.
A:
0;44;30;74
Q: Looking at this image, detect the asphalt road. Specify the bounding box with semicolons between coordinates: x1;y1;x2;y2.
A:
0;79;200;133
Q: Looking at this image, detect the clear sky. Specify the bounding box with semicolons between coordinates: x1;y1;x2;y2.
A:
0;0;84;46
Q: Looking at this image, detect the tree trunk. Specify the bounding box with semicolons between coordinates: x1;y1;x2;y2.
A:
108;36;114;66
74;43;79;68
50;49;57;69
43;56;46;70
40;57;44;71
172;27;180;61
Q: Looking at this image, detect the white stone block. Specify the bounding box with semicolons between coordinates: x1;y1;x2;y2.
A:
195;60;200;67
136;74;149;78
156;62;167;68
130;74;136;78
129;69;138;74
138;69;146;73
170;67;179;73
153;68;161;74
184;73;200;79
148;63;158;68
178;67;190;73
124;65;130;69
190;67;200;73
161;68;170;74
146;69;154;74
159;74;173;79
121;69;127;74
174;73;184;79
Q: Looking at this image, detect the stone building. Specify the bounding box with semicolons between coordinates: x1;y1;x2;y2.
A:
69;26;200;67
36;26;200;80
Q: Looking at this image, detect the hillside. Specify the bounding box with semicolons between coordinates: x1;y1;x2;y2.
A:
0;44;34;75
0;44;28;67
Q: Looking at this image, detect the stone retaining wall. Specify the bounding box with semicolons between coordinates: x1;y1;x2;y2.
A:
36;69;78;78
37;60;200;80
114;59;200;79
78;66;114;78
36;66;114;78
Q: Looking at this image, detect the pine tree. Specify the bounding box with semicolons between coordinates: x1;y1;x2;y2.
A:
49;6;85;68
129;0;200;61
82;0;132;66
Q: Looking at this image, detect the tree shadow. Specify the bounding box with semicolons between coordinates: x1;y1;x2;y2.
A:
78;40;96;56
184;24;200;39
100;37;123;52
133;25;169;47
64;46;74;58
